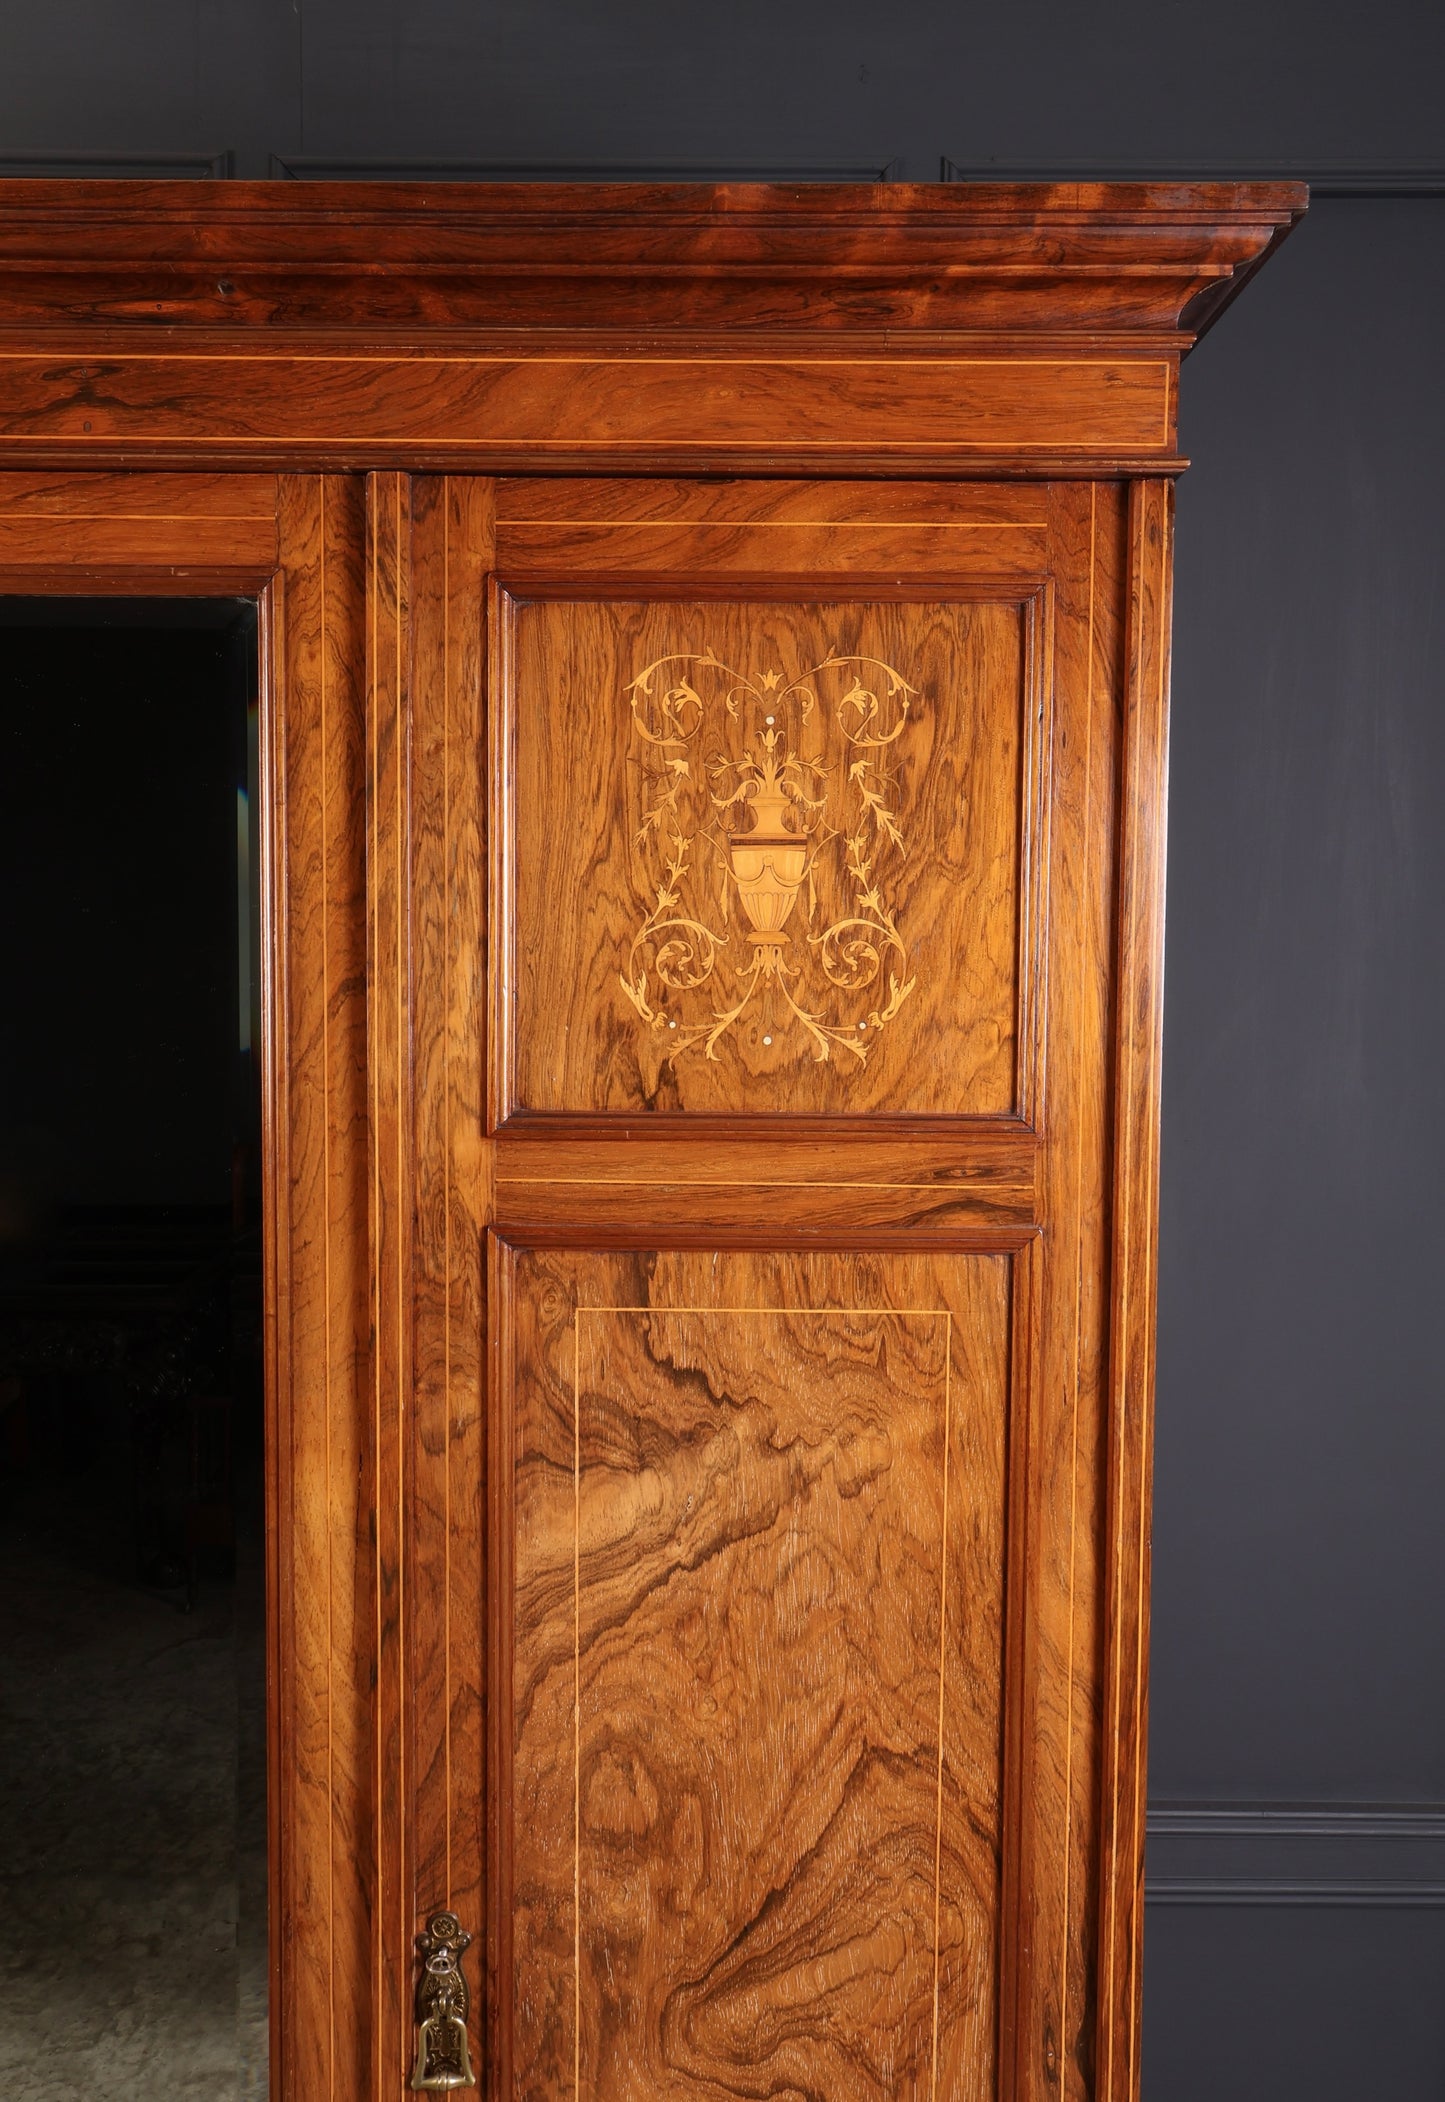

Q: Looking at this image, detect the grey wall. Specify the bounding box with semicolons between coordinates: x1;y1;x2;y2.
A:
1;4;1442;2093
0;0;1442;180
1149;199;1445;2098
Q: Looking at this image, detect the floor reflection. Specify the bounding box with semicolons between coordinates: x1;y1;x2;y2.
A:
0;1418;267;2099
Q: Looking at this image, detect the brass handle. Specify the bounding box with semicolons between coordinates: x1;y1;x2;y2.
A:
410;1911;477;2090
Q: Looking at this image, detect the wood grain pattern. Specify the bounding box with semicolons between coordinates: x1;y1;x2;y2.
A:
499;589;1040;1122
0;184;1304;478
497;478;1053;532
268;474;373;2102
0;184;1298;2102
1095;480;1172;2102
0;349;1178;475
366;468;415;2099
1002;480;1125;2102
0;177;1305;339
494;1132;1039;1238
493;479;1055;594
406;475;494;2085
465;470;1132;2102
501;1244;1012;2102
0;468;277;570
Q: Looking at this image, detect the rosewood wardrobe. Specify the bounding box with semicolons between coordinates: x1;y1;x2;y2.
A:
0;180;1304;2102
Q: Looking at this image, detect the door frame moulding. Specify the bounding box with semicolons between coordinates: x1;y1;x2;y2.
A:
0;469;374;2102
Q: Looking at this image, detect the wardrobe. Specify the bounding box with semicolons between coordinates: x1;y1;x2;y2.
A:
0;178;1305;2101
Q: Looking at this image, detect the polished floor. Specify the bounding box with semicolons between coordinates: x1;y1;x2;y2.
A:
0;1447;267;2100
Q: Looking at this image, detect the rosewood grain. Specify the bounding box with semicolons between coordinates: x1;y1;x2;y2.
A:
0;183;1302;478
0;469;278;570
268;475;373;2102
365;468;418;2101
502;1244;1011;2102
475;467;1127;2102
1094;482;1173;2102
0;179;1304;338
493;1132;1041;1239
0;348;1178;475
0;468;377;2102
405;475;494;2087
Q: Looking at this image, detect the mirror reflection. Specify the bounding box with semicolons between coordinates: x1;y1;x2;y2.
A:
0;601;268;2101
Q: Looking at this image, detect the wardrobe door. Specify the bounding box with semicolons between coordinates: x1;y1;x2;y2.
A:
389;475;1165;2102
0;470;375;2102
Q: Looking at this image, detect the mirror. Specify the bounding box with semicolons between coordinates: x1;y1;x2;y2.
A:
0;600;269;2099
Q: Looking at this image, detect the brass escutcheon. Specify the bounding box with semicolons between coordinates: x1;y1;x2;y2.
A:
410;1911;477;2090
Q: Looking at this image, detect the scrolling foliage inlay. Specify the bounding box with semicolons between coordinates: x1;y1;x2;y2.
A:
509;593;1023;1120
619;650;922;1067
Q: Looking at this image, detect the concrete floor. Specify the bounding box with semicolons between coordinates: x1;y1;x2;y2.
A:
0;1457;268;2100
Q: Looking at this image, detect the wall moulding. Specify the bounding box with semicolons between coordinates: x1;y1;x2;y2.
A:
942;158;1445;198
267;155;905;182
1147;1802;1445;1907
0;150;233;178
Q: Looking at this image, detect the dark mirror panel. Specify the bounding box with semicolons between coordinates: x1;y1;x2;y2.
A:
0;600;268;2098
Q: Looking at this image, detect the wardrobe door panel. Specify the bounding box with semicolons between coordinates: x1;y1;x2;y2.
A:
498;588;1038;1122
498;1243;1011;2102
490;481;1067;1135
397;473;1135;2102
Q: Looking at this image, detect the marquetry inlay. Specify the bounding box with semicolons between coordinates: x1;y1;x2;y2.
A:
619;648;920;1069
505;592;1027;1119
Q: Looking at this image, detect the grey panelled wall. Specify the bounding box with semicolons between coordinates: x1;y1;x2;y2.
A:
0;0;1441;181
2;3;1443;2097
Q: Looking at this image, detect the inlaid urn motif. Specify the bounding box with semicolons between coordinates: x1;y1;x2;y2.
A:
725;724;810;963
619;648;920;1067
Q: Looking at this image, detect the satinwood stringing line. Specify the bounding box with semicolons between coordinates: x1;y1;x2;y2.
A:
572;1314;582;2102
1059;479;1097;2094
575;1303;955;1317
499;518;1047;530
929;1310;953;2101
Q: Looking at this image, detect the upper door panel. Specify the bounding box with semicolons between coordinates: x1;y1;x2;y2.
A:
490;481;1062;1129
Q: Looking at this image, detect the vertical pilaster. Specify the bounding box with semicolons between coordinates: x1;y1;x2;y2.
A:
1097;476;1174;2102
270;473;372;2102
409;476;495;2083
367;469;415;2097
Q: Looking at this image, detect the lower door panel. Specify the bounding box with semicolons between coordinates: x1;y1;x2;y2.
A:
494;1243;1014;2102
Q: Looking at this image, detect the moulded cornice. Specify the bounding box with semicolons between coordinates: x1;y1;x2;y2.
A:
0;181;1306;475
0;179;1306;342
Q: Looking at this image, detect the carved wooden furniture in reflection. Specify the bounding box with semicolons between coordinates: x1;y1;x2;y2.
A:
0;180;1305;2102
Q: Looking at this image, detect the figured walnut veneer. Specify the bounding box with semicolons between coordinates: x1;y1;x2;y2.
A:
504;1250;1009;2102
0;181;1304;2102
